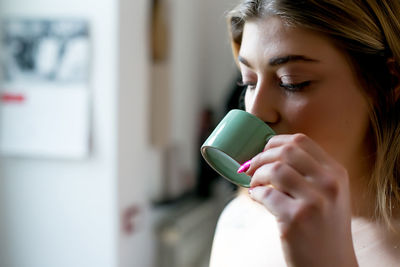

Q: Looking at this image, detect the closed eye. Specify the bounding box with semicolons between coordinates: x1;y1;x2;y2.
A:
279;81;310;92
237;80;257;90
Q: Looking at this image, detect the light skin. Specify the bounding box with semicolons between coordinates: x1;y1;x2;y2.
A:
237;16;375;266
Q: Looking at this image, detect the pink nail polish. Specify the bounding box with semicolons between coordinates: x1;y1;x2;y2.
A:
237;160;251;173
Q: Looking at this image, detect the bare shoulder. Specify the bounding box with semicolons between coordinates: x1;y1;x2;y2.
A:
209;192;286;267
352;218;400;267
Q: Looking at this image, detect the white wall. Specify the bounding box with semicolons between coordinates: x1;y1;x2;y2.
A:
0;1;119;267
0;0;239;266
116;0;154;267
167;0;239;181
199;0;240;116
145;0;239;201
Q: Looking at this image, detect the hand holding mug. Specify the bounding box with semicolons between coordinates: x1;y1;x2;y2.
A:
246;134;358;267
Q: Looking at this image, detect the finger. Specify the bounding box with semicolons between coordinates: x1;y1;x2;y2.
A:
246;142;322;178
250;161;314;199
249;186;297;221
264;133;334;166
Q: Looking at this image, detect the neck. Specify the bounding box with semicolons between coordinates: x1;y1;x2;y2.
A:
350;179;376;219
348;152;377;219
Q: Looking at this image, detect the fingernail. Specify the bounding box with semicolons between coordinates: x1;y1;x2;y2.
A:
248;188;253;195
237;160;251;173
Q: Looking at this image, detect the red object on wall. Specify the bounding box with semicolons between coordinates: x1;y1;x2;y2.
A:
121;205;141;235
1;93;25;103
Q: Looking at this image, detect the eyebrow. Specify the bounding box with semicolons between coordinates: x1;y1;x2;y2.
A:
238;54;319;68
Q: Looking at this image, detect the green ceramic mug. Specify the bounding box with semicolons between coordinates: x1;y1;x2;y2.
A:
201;109;275;187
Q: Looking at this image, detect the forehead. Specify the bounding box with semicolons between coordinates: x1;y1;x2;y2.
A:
239;16;342;63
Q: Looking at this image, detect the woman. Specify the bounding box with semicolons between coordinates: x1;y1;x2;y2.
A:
209;1;400;266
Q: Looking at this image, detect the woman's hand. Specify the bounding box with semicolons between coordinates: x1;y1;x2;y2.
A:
245;133;358;267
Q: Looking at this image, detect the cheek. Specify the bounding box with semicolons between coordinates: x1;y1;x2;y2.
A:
285;93;370;164
244;89;253;112
282;99;320;134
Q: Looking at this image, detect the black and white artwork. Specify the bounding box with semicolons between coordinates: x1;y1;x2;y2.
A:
0;18;91;159
1;18;90;84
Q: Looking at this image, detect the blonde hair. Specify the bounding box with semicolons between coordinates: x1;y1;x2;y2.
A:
227;0;400;226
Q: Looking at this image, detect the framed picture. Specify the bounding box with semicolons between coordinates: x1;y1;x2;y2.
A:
0;18;91;159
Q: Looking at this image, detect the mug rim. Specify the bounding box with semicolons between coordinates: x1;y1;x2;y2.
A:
200;109;276;187
201;145;251;187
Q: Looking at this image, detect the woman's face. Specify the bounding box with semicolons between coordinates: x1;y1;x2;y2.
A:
239;17;371;173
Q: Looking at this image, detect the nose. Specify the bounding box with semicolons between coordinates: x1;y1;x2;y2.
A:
246;82;280;125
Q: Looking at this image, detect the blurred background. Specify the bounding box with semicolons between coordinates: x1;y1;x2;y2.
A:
0;0;244;266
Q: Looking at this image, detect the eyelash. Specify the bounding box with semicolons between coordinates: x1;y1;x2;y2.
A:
279;81;311;92
238;80;310;92
237;80;256;90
